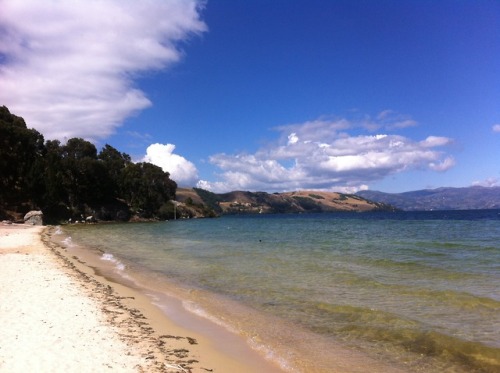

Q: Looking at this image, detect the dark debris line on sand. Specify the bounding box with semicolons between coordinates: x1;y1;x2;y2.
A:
41;227;210;373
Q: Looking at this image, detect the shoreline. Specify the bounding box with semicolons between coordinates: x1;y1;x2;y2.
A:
57;222;414;373
0;223;283;372
49;225;288;373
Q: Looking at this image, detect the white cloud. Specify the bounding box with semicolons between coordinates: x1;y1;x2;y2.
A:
472;178;500;187
420;136;453;147
0;0;206;141
493;124;500;133
287;132;299;145
274;110;418;145
429;156;456;171
143;143;198;186
200;116;455;193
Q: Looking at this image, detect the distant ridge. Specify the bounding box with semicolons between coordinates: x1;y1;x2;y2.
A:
356;186;500;211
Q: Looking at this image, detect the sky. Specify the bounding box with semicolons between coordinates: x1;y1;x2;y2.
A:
0;0;499;193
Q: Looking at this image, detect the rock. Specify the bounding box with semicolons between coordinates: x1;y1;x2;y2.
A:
24;210;43;225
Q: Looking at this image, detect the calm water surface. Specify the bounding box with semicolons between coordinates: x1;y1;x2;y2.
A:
62;210;500;372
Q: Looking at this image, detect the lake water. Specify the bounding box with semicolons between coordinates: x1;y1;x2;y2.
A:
60;210;500;372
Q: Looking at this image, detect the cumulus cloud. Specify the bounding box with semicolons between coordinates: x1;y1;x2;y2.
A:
493;124;500;133
143;143;198;186
420;136;453;148
273;110;418;146
472;178;500;187
198;115;455;193
0;0;206;141
429;156;456;171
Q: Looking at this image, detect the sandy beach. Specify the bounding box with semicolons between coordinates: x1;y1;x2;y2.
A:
0;223;282;373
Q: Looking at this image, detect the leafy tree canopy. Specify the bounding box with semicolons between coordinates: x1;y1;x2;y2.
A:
0;106;177;222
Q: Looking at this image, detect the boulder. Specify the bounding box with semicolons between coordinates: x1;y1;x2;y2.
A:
24;210;43;225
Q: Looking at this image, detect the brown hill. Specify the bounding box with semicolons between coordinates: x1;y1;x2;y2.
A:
175;188;395;217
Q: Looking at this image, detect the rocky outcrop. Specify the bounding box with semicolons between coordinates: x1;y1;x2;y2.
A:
24;210;43;225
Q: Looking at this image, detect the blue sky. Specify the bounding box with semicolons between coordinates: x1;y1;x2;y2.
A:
1;0;499;193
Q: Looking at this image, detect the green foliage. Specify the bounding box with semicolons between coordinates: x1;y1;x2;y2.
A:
0;106;45;206
267;201;290;214
0;106;178;222
59;138;113;209
292;196;322;211
98;144;131;195
121;162;177;218
202;206;218;218
309;193;325;200
349;194;365;201
193;187;223;213
157;201;177;220
337;194;348;201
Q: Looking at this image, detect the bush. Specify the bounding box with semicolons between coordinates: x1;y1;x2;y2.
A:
309;194;325;200
158;202;176;220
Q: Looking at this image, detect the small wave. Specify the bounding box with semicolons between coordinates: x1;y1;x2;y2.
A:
101;253;114;261
182;300;237;333
62;236;73;247
247;337;297;372
100;252;126;272
54;226;63;235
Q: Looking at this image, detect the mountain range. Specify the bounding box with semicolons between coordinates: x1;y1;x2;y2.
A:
356;186;500;211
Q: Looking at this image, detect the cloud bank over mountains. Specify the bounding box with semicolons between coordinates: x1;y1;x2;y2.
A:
0;0;206;141
198;114;455;193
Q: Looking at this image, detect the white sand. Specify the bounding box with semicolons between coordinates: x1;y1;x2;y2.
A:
0;225;149;372
0;224;285;373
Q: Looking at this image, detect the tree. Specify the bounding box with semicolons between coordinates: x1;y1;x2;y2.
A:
98;144;131;195
62;137;97;160
121;162;177;218
0;106;45;207
0;106;179;222
59;138;113;213
40;140;68;219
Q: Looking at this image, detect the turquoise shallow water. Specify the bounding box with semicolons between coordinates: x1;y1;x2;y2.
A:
63;210;500;372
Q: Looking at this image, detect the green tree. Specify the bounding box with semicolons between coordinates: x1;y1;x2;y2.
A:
40;140;68;219
0;106;45;207
121;162;177;218
0;106;180;222
98;144;131;195
59;138;113;213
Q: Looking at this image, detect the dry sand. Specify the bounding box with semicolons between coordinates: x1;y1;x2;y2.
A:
0;223;282;373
